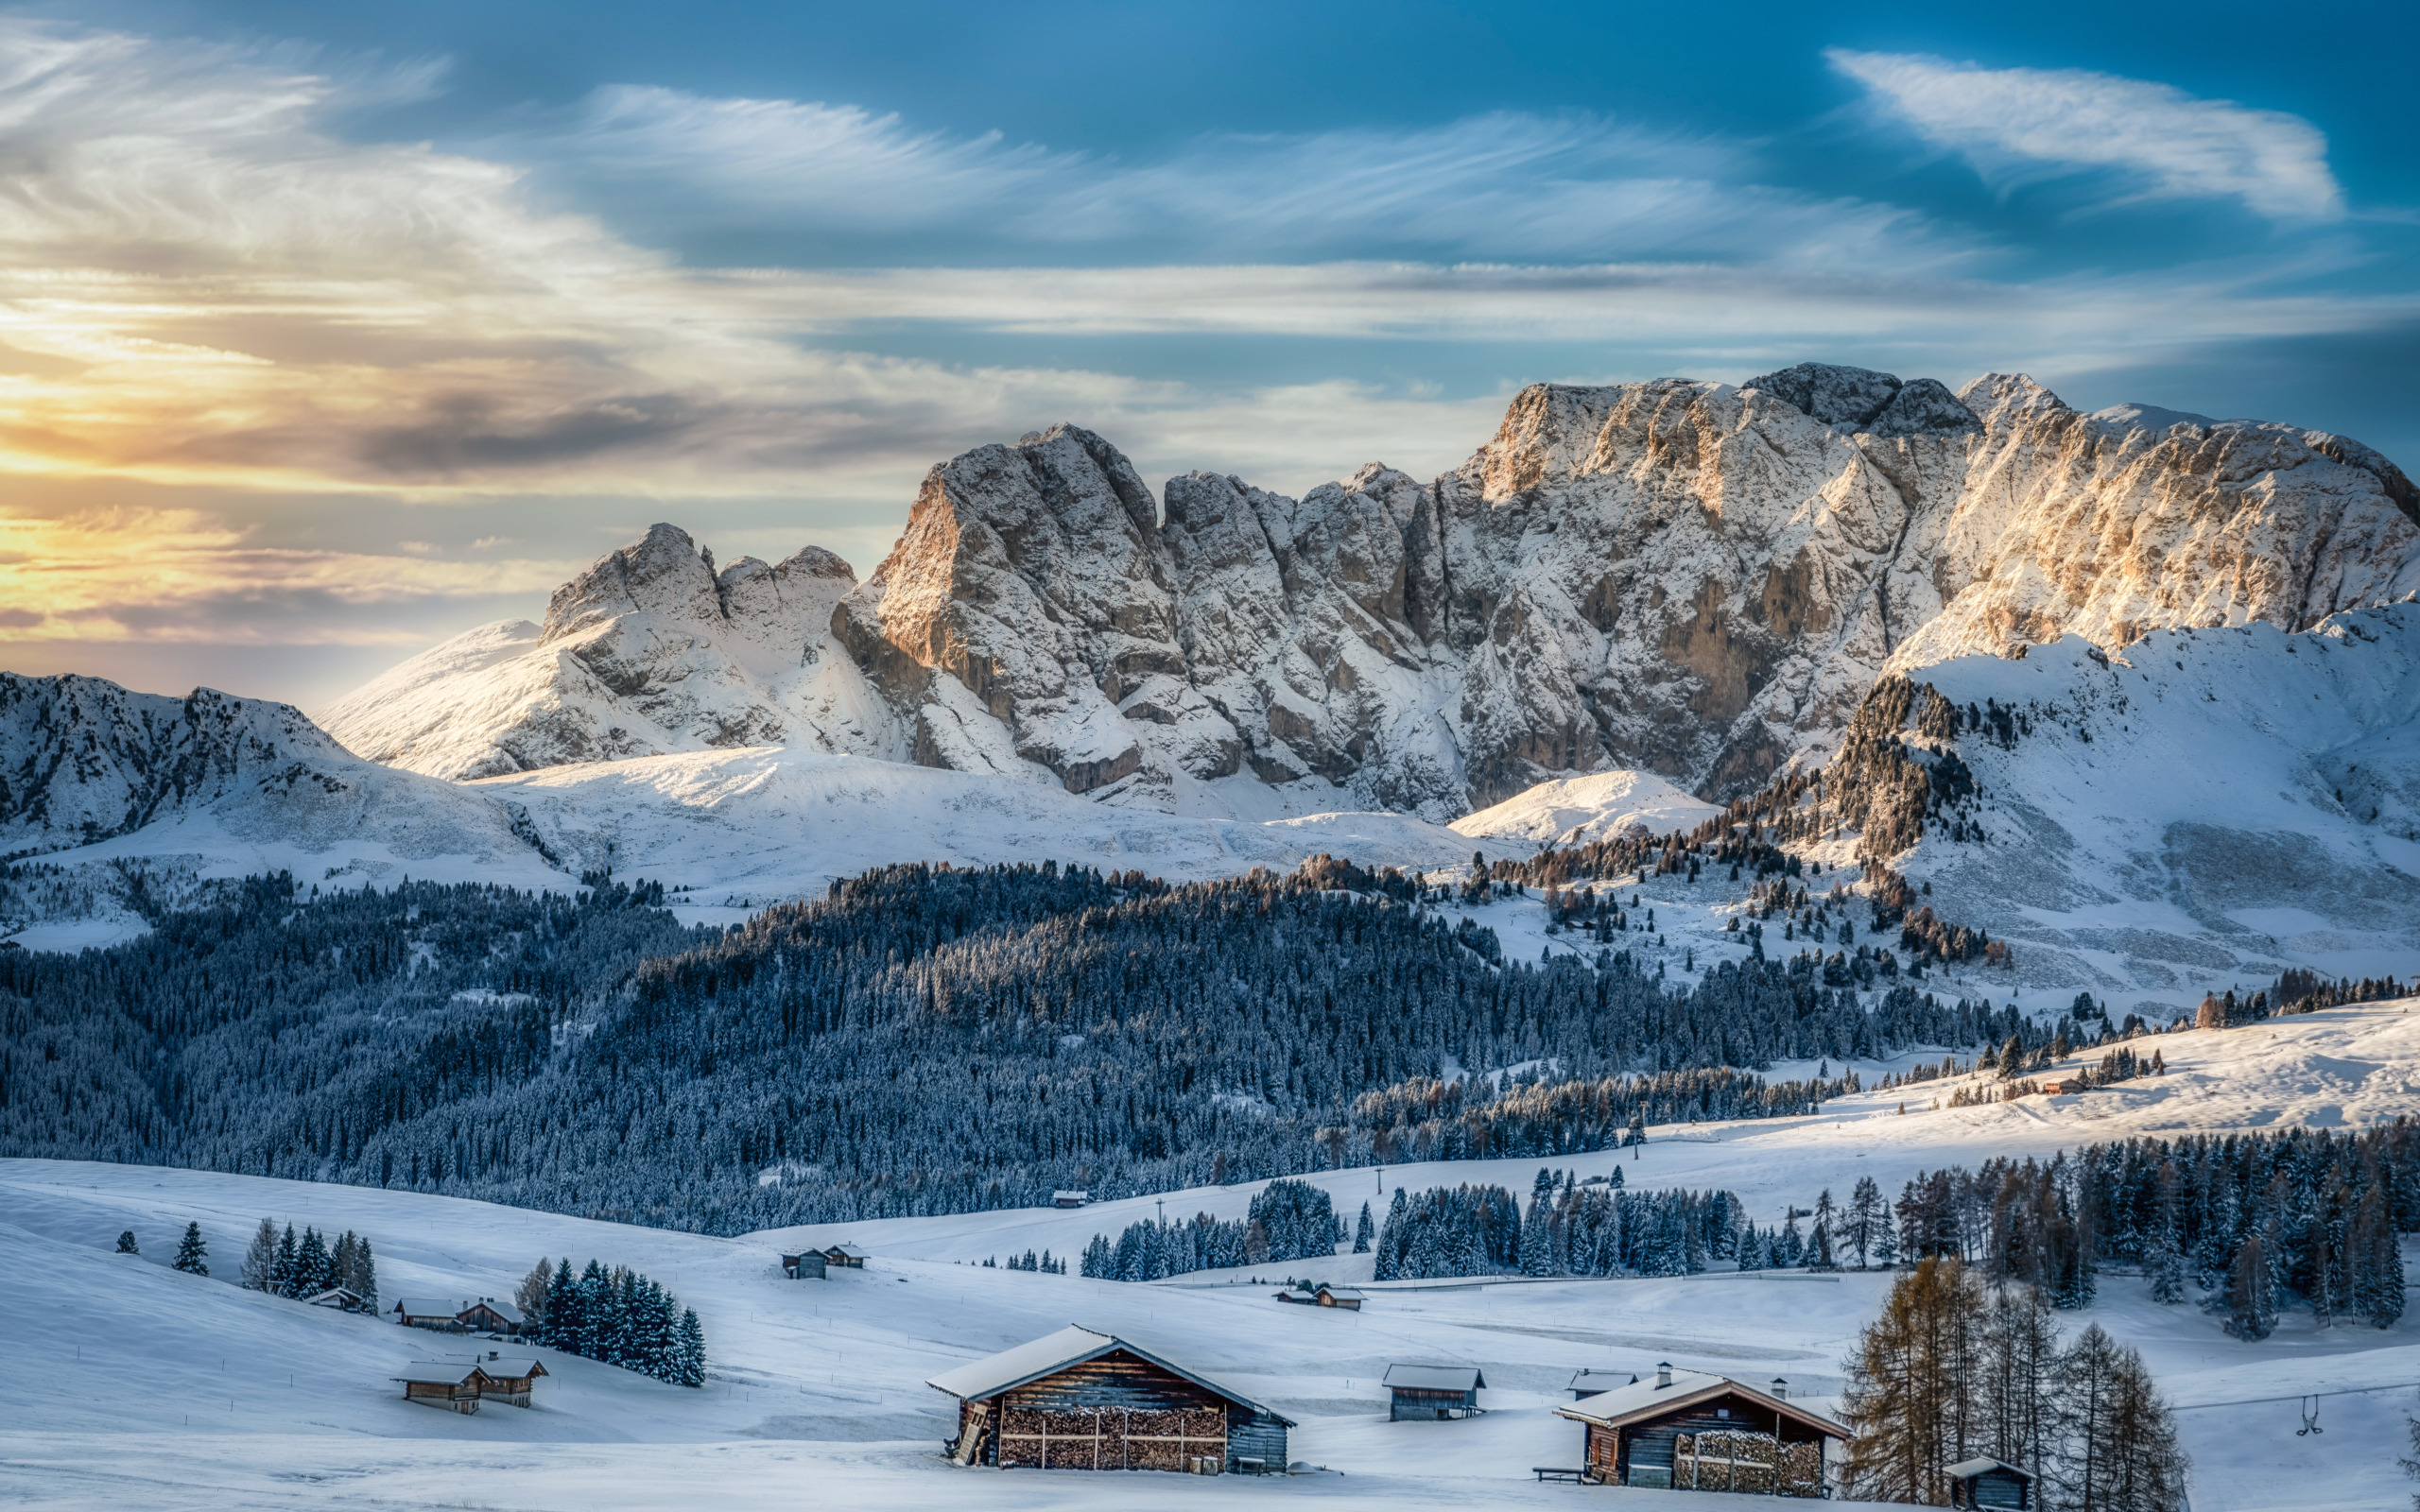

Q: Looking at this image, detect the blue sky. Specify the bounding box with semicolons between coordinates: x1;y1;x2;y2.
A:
6;0;2416;704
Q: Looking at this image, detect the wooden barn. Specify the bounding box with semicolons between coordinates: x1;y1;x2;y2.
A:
393;1363;483;1414
1947;1456;2035;1509
1311;1284;1362;1310
464;1354;548;1408
1554;1364;1846;1495
456;1297;524;1334
781;1250;828;1280
821;1243;871;1269
1383;1364;1485;1420
927;1325;1294;1474
305;1285;369;1312
389;1297;469;1331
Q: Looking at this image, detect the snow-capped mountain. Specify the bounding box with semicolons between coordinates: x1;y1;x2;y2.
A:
1804;604;2420;999
319;526;896;780
325;363;2420;818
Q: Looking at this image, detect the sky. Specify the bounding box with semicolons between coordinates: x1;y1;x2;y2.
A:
1;0;2415;709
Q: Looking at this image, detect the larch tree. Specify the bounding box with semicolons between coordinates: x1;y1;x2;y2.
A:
1841;1255;1987;1503
241;1217;278;1291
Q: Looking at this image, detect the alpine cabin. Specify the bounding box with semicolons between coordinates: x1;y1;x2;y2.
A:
821;1244;871;1269
1554;1364;1846;1496
1384;1364;1485;1420
1947;1457;2035;1509
927;1325;1294;1474
781;1251;828;1280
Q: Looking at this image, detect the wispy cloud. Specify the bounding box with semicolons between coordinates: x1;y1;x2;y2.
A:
1828;49;2343;220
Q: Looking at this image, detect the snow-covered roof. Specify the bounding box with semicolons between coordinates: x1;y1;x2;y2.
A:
411;1356;548;1381
1555;1368;1847;1439
1945;1457;2031;1481
305;1286;364;1306
461;1297;525;1323
826;1243;871;1259
392;1364;481;1385
1567;1368;1635;1392
389;1297;465;1318
1383;1364;1485;1392
925;1324;1294;1424
1316;1285;1364;1300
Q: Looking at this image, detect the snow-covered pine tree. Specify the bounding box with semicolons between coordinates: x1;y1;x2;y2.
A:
1810;1190;1840;1270
1353;1201;1374;1253
295;1228;329;1297
543;1258;579;1349
516;1258;554;1339
675;1307;706;1387
1844;1176;1882;1268
1518;1194;1556;1277
172;1222;208;1276
2352;1182;2406;1330
2224;1232;2275;1341
274;1224;298;1297
241;1218;278;1291
114;1229;138;1254
346;1235;378;1310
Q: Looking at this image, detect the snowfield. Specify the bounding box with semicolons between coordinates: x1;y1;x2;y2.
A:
4;999;2416;1511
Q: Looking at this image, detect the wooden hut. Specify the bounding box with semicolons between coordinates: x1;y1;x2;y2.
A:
1947;1456;2035;1509
389;1297;469;1331
456;1297;524;1334
1052;1191;1091;1209
781;1250;828;1280
393;1363;483;1414
1554;1365;1845;1494
1312;1284;1363;1311
1383;1364;1485;1420
927;1324;1294;1474
821;1243;871;1269
465;1355;549;1408
305;1285;369;1312
1566;1368;1635;1400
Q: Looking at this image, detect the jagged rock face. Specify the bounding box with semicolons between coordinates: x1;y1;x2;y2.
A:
322;524;896;780
832;367;2420;816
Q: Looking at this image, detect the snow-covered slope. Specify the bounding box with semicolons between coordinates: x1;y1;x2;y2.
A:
0;674;562;935
1450;768;1721;849
6;1002;2416;1510
1813;604;2420;1002
319;526;900;780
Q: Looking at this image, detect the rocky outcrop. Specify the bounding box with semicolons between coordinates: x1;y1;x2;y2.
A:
827;364;2416;816
330;363;2420;816
322;524;898;780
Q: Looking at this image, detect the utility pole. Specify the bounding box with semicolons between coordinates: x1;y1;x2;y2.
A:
1376;1165;1384;1193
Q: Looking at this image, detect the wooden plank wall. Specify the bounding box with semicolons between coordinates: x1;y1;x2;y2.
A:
975;1352;1287;1474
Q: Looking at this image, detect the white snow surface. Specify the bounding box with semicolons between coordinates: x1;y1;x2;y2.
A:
5;999;2417;1510
1451;768;1721;848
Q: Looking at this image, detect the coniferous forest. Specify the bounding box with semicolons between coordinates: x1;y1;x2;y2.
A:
0;860;2037;1231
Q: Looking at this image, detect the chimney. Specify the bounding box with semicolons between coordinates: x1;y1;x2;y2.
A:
1771;1377;1788;1400
1656;1362;1672;1388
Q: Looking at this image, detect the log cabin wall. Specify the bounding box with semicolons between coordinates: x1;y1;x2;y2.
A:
1614;1395;1828;1489
968;1351;1286;1473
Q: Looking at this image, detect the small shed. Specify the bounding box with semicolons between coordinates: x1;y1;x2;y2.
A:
393;1363;483;1414
1053;1191;1091;1209
822;1243;871;1269
457;1297;524;1334
1554;1364;1846;1495
927;1324;1294;1474
1947;1456;2035;1509
305;1285;369;1312
1567;1368;1635;1400
1384;1364;1485;1420
2039;1079;2079;1096
390;1297;468;1331
782;1250;828;1280
465;1355;549;1408
1312;1284;1363;1311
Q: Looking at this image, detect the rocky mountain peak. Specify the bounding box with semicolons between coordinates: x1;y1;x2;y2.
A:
541;522;722;642
1741;361;1981;437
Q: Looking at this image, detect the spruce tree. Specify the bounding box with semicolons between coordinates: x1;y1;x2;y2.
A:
172;1222;208;1276
517;1258;555;1339
2224;1233;2275;1341
114;1229;139;1255
544;1257;579;1350
241;1217;279;1292
348;1235;378;1310
1353;1201;1374;1254
295;1228;329;1297
675;1308;706;1387
275;1224;299;1297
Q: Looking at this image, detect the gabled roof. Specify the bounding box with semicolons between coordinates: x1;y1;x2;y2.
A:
305;1286;365;1306
825;1243;871;1259
1567;1368;1635;1393
389;1297;465;1317
925;1324;1296;1426
460;1298;525;1323
1945;1456;2032;1481
392;1363;481;1385
1384;1364;1486;1392
1316;1285;1365;1301
1555;1369;1848;1440
408;1357;549;1382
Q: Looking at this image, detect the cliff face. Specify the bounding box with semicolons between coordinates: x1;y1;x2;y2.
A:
327;364;2420;815
833;367;2419;815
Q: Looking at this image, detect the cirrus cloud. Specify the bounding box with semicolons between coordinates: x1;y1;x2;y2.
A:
1827;48;2344;220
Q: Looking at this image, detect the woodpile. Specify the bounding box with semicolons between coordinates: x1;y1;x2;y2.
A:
1674;1431;1824;1498
996;1405;1226;1471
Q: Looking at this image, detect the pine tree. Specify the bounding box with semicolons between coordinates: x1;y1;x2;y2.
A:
2352;1181;2406;1330
172;1222;208;1276
295;1228;329;1297
1518;1194;1557;1277
114;1229;139;1254
675;1307;706;1387
241;1217;279;1292
2223;1232;2275;1341
347;1235;378;1310
1354;1201;1374;1253
1809;1190;1840;1270
275;1224;299;1297
516;1258;555;1339
544;1257;579;1350
1846;1176;1883;1268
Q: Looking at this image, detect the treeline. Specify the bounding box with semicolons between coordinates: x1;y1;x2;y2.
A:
1340;1066;1858;1165
1375;1170;1742;1280
1836;1122;2413;1334
4;861;2044;1233
514;1257;703;1387
1079;1178;1340;1280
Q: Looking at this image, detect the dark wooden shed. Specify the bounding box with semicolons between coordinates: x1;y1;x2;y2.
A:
781;1250;828;1280
821;1243;870;1269
1554;1364;1845;1496
393;1363;483;1414
927;1325;1294;1475
456;1298;524;1334
1947;1456;2035;1509
1383;1364;1485;1420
